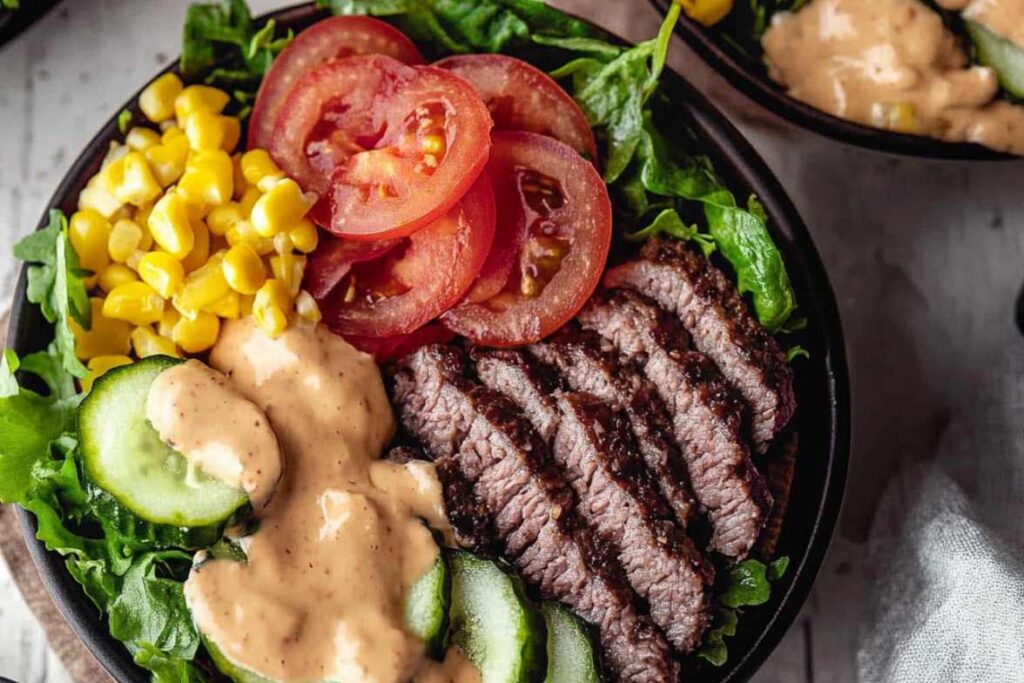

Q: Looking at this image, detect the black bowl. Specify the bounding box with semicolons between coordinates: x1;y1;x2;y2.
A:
8;3;850;681
649;0;1017;160
0;0;61;48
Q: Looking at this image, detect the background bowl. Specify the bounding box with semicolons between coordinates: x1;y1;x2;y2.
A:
7;3;850;681
649;0;1015;160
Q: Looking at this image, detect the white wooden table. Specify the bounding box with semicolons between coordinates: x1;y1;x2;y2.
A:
2;1;1023;682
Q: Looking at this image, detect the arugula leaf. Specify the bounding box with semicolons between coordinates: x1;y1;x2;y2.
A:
13;209;90;379
182;0;293;110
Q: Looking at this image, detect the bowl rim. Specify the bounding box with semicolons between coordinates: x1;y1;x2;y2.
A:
8;3;851;682
649;0;1017;161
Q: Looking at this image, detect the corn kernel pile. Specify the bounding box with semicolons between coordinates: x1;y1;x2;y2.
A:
70;74;322;391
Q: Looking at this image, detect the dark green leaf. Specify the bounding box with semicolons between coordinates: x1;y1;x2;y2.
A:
133;643;211;683
530;34;624;59
720;559;772;608
626;208;716;256
785;345;809;362
768;555;790;581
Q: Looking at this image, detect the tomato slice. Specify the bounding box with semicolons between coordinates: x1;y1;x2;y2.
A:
249;17;424;150
345;325;456;362
304;233;401;299
442;131;611;347
435;54;599;163
269;55;493;240
320;173;496;337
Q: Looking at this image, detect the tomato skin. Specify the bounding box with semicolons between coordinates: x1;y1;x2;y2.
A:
442;131;612;347
303;234;401;300
270;56;494;241
435;54;599;163
248;16;424;150
345;325;456;362
320;173;496;337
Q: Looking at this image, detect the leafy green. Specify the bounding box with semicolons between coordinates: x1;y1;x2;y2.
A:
698;556;790;665
0;349;19;398
785;345;809;362
626;208;716;257
13;210;90;379
1;0;18;10
181;0;293;112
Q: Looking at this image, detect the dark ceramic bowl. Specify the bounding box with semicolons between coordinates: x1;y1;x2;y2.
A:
650;0;1017;160
0;0;61;48
8;3;850;681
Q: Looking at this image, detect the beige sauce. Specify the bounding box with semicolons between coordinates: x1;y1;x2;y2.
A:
938;0;1024;48
147;360;282;509
179;319;472;682
416;648;483;683
762;0;1024;153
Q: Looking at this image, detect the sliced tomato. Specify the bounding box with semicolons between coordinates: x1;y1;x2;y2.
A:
248;16;424;150
269;55;493;240
345;325;456;362
442;131;611;347
435;54;599;163
320;173;495;337
304;233;401;299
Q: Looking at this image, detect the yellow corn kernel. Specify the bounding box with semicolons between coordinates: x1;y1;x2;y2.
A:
139;73;184;123
253;279;292;337
872;101;919;135
239;294;255;317
131;325;180;358
270;252;306;298
78;180;123;219
158;306;181;338
251;179;313;237
103;281;165;326
126;127;161;152
173;253;231;314
288;219;319;254
162;126;186;143
70;298;133;360
177;149;234;207
138;251;185;298
206;202;244;236
69;209;112;275
200;290;239;319
226;219;274;255
222;244;267;295
148;192;195;258
81;354;133;393
98;263;138;293
273;232;292;255
144;134;190;187
183;109;225;152
108;219;145;263
119;152;162;206
126;249;148;272
231;153;249;198
171;311;221;353
295;290;321;324
221;116;241;153
240;149;282;187
238;186;261;216
678;0;733;26
180;218;211;273
174;85;230;124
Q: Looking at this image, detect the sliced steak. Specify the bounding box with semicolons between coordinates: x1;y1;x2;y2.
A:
578;290;771;560
755;428;798;559
604;238;795;452
529;329;698;527
473;348;713;653
392;346;677;682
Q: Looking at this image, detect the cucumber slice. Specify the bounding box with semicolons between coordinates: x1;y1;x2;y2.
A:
541;603;601;683
79;356;248;527
967;20;1024;99
204;635;276;683
405;551;450;659
448;551;546;683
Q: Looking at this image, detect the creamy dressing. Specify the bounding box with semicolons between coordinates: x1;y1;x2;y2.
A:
147;360;282;509
762;0;1024;153
416;648;483;683
169;319;472;682
938;0;1024;48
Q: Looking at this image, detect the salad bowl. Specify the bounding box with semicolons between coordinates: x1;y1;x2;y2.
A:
7;2;850;681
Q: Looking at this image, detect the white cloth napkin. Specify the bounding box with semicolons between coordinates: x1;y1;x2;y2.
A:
858;460;1024;682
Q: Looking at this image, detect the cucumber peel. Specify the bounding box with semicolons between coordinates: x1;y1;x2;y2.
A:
967;20;1024;99
405;551;451;659
541;603;601;683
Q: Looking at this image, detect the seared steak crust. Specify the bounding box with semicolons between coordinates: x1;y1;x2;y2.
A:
392;345;677;682
473;349;713;653
603;238;795;452
577;290;771;560
529;329;698;527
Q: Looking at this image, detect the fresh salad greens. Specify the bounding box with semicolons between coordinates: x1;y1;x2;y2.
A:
327;0;798;331
1;0;19;11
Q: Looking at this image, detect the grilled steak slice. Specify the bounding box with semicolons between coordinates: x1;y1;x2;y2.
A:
473;349;713;653
578;290;771;560
755;428;798;559
392;346;677;682
529;329;698;527
603;238;795;452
